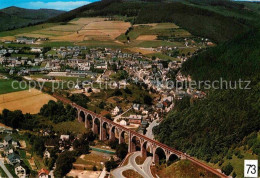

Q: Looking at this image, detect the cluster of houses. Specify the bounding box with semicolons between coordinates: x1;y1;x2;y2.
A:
0;135;29;178
127;58;206;101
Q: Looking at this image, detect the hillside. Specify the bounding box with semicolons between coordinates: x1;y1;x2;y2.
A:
0;6;65;32
153;16;260;178
48;0;255;43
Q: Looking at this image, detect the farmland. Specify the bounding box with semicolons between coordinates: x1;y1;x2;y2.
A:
0;18;131;44
0;89;56;114
0;78;28;94
0;18;202;54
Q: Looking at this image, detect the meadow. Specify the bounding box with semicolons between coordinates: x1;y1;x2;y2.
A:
0;78;28;94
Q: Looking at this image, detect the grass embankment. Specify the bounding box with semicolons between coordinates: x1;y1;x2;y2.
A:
154;160;218;178
74;151;110;170
135;156;146;165
122;170;143;178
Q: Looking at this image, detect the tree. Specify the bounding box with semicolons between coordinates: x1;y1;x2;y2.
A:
93;165;97;171
109;139;119;149
73;135;90;154
105;114;112;121
105;157;117;172
85;130;96;142
116;143;128;160
99;101;106;109
143;95;152;105
54;151;76;177
221;163;233;176
32;138;45;157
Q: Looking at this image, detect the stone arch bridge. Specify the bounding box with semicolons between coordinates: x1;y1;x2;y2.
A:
53;94;227;178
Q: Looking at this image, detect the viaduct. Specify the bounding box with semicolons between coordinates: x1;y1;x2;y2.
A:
53;94;227;178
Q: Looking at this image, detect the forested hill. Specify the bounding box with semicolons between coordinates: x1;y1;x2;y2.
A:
48;0;255;43
153;7;260;178
0;6;65;32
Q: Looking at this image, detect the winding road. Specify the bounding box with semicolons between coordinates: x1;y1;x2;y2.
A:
112;152;154;178
145;119;159;139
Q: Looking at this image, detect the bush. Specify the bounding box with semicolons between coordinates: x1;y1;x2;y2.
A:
93;165;97;171
221;163;233;176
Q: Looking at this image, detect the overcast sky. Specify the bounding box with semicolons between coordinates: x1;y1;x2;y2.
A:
0;0;259;11
0;0;97;11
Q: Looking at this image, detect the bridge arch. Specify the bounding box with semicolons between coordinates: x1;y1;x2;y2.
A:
167;154;179;166
102;121;110;140
86;114;93;129
141;141;153;159
119;130;127;144
79;110;85;122
153;147;166;165
93;118;100;136
130;136;141;152
109;126;118;141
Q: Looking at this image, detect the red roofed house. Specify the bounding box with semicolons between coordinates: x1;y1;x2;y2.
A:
38;168;50;178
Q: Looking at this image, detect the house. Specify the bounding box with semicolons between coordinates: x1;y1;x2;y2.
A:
156;103;164;110
31;47;43;53
38;168;50;178
112;106;122;116
119;120;128;126
15;163;26;178
60;135;70;141
128;115;142;124
12;139;19;148
3;135;12;146
133;104;140;111
0;126;12;134
4;145;14;155
43;149;51;159
7;153;20;165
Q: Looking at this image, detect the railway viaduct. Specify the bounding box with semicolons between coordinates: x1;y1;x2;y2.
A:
53;94;227;178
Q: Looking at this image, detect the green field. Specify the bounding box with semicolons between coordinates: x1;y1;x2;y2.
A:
135;41;184;48
0;79;28;94
11;54;36;59
0;23;58;37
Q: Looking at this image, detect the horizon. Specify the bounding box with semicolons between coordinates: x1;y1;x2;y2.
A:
0;0;98;11
0;0;259;11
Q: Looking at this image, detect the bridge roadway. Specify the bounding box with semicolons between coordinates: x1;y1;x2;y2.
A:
53;93;227;178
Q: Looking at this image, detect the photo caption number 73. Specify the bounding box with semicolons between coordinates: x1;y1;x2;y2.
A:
246;164;257;175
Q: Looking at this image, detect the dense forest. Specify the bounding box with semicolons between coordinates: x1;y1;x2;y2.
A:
153;15;260;177
0;6;64;32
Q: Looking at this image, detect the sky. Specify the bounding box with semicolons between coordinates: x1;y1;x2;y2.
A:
0;0;259;11
0;0;98;11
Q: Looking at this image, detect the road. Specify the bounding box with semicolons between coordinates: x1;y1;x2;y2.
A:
98;167;106;178
113;107;132;124
112;152;153;178
142;156;153;178
0;160;13;178
145;119;159;139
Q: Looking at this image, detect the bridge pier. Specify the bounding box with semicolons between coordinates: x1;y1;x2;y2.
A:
109;128;116;141
128;133;132;153
93;119;99;135
77;110;82;122
119;131;125;144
